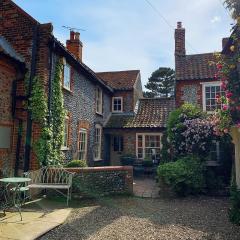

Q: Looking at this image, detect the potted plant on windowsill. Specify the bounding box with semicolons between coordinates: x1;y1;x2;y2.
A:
120;154;135;166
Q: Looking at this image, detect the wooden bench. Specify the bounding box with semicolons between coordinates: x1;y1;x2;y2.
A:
24;167;74;206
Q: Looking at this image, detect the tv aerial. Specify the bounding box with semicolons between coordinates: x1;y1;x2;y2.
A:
62;26;86;32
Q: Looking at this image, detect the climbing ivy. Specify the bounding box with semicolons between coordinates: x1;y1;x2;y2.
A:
29;60;65;166
50;61;66;164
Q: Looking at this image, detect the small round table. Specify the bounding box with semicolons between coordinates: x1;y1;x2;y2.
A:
0;177;31;221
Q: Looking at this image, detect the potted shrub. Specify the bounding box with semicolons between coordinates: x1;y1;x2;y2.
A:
120;154;135;165
65;160;88;168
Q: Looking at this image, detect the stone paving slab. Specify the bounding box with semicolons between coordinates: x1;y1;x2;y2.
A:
133;177;160;198
0;200;72;240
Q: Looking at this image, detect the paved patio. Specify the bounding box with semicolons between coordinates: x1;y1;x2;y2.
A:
0;198;71;240
133;177;160;198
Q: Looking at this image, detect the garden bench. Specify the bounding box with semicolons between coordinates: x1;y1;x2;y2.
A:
24;167;74;206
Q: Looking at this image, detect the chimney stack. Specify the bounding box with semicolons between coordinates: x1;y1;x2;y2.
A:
175;22;186;57
66;31;83;61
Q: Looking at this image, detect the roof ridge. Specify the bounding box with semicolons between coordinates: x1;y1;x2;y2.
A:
97;70;140;74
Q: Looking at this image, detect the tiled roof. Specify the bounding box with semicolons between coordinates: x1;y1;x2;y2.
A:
105;98;175;129
0;36;25;63
176;53;217;81
96;70;140;90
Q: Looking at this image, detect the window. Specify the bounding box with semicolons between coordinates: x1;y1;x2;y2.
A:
0;126;11;149
112;97;123;112
63;63;71;90
96;87;103;114
62;116;70;149
78;128;88;160
94;125;102;160
202;82;224;112
136;133;161;160
113;136;123;152
206;140;222;166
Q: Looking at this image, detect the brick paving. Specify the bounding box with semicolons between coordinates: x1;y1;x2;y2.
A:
133;177;160;198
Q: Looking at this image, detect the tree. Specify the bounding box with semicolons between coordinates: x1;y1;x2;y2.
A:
224;0;240;20
143;67;175;98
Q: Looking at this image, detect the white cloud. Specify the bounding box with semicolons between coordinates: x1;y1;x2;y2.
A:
211;16;221;23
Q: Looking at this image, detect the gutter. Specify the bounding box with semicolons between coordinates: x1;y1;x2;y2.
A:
24;24;39;172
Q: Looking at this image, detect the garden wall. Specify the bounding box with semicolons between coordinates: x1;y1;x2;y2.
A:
66;166;133;196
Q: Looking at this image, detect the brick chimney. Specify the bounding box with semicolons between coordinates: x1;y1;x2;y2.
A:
175;22;186;57
66;31;83;61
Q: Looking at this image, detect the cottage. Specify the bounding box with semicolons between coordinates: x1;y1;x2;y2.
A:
0;0;175;175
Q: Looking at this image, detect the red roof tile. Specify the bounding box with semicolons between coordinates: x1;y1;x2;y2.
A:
96;70;140;90
105;98;175;128
176;53;217;81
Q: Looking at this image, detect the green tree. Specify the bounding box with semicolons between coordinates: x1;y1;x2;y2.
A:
224;0;240;20
144;67;175;98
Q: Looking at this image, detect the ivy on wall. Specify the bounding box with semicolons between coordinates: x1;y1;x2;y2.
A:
28;60;65;166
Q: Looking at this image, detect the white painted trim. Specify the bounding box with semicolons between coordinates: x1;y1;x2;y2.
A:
94;124;102;161
201;81;221;112
78;128;88;161
136;133;162;160
112;97;123;112
96;87;103;115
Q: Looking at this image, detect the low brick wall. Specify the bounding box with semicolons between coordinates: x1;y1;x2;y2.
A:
66;166;133;197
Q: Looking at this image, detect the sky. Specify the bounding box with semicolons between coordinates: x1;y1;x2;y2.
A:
14;0;234;88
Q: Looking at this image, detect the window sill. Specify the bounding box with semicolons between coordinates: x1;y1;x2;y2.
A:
62;86;73;94
96;112;103;117
61;147;70;151
112;111;123;113
94;158;103;162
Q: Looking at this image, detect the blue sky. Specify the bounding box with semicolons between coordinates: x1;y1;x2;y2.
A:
14;0;233;87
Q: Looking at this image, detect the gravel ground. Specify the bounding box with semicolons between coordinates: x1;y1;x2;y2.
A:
39;196;240;240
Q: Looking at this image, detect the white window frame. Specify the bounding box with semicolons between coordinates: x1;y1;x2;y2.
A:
61;116;70;150
112;97;123;112
94;124;102;161
96;87;103;115
63;62;71;90
136;133;162;160
201;81;223;113
78;128;88;161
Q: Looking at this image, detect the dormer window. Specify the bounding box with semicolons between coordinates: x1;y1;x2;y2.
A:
112;97;123;112
63;63;71;90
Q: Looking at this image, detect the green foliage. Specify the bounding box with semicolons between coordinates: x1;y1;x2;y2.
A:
160;131;172;163
224;0;240;20
65;160;88;168
144;67;175;98
167;103;203;140
50;62;65;162
120;154;135;165
157;155;205;196
29;60;65;166
229;185;240;225
29;76;48;125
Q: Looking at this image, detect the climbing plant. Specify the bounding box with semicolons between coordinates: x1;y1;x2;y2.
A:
50;61;66;164
28;60;65;166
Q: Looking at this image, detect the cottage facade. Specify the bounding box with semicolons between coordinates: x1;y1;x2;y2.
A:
0;0;174;175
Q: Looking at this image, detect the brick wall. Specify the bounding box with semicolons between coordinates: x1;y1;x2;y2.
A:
175;79;215;108
0;0;53;171
67;166;133;196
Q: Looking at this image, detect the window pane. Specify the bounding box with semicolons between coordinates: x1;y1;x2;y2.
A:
64;64;71;89
0;126;11;148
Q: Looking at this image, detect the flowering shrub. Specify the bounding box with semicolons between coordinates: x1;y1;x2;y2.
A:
210;24;240;133
167;104;214;157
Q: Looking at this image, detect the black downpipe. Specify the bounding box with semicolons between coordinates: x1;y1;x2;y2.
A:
24;25;39;172
14;119;23;176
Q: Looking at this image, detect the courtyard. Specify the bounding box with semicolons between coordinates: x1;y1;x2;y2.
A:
38;196;240;240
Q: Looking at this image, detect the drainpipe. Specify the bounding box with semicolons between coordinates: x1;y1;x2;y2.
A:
24;24;39;172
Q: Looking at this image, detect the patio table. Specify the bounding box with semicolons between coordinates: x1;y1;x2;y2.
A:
0;177;31;221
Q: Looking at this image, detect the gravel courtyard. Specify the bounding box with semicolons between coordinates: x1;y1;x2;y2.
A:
39;196;240;240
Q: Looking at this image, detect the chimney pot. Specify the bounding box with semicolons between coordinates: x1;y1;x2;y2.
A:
177;22;182;29
70;31;75;40
75;32;80;40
